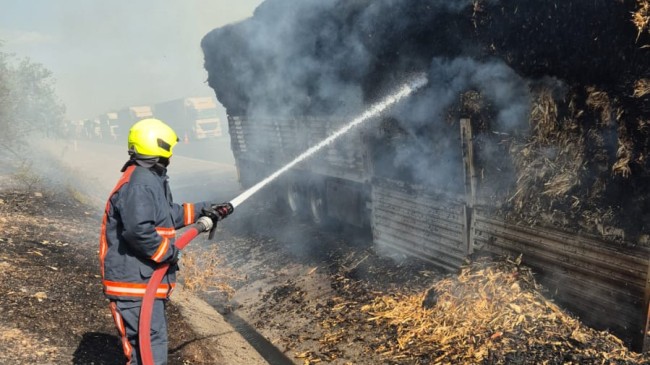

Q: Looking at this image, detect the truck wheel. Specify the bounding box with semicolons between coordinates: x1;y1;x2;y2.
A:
309;185;328;226
286;182;305;216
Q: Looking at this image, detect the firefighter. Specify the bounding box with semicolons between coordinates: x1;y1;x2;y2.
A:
99;118;232;364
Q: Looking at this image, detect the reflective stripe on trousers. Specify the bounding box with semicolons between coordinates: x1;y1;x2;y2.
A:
110;300;168;365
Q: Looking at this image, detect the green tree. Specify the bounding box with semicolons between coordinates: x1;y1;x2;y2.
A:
0;48;15;154
0;45;66;156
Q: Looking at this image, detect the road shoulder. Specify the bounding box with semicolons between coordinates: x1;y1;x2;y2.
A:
0;157;266;364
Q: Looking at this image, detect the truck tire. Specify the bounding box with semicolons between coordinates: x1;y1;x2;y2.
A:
309;184;328;226
286;181;306;216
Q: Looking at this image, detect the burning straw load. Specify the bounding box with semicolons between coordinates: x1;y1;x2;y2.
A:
202;0;650;243
361;259;649;364
500;80;650;240
501;87;620;235
465;0;650;242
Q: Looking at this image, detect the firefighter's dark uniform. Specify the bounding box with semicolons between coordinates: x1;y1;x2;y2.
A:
100;160;210;365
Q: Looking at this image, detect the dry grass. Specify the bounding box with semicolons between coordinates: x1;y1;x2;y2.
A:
530;88;560;143
0;326;59;363
11;161;43;192
584;87;635;178
179;244;240;299
361;259;644;364
586;87;616;127
633;0;650;41
634;78;650;98
614;121;634;178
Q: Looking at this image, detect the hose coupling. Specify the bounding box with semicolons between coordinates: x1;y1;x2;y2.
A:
196;216;214;233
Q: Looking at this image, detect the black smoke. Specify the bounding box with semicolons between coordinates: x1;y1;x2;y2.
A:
201;0;649;210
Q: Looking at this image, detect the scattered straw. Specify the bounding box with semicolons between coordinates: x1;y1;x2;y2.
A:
613;121;634;178
633;0;650;41
179;244;240;299
586;87;615;127
634;79;650;98
530;88;559;144
361;259;645;364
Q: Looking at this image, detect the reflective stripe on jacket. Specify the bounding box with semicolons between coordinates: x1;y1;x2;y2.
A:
99;162;210;300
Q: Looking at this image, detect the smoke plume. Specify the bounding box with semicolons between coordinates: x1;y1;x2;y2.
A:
202;0;537;191
202;0;650;225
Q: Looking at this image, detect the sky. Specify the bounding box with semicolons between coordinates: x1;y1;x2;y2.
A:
0;0;264;120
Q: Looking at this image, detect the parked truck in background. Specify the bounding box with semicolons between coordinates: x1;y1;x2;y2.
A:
96;112;119;142
100;112;119;141
114;106;153;142
153;97;222;141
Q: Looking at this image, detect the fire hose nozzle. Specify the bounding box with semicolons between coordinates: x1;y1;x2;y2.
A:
196;216;214;233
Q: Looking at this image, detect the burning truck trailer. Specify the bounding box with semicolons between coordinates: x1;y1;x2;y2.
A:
202;0;650;351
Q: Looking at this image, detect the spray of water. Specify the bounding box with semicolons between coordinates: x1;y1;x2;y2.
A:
229;75;429;208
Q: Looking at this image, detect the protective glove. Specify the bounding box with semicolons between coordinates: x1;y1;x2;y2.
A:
210;202;234;220
200;203;234;240
168;248;182;264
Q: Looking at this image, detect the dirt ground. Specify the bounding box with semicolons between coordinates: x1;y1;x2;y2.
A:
203;204;415;365
202;194;650;365
0;160;259;365
4;142;650;365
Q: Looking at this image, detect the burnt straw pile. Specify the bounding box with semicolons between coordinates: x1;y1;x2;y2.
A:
202;0;650;242
248;249;650;364
361;258;649;364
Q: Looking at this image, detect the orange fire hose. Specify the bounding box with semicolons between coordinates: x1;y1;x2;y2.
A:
138;224;202;365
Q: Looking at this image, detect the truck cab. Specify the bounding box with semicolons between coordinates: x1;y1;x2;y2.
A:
98;112;120;142
185;97;222;140
154;97;222;141
115;106;153;141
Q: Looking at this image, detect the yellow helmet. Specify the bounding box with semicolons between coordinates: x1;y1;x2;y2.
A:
127;118;179;159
